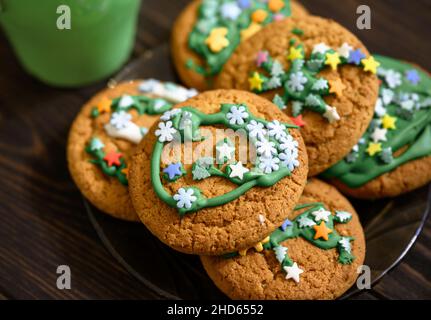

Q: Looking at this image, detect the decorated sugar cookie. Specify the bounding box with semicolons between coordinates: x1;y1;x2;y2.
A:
323;56;431;198
215;15;380;175
67;79;197;221
171;0;308;90
201;179;366;300
128;90;308;254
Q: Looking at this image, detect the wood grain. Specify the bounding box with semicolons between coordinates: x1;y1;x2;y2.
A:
0;0;430;299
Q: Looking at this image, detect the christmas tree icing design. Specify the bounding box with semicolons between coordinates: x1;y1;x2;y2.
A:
85;80;197;184
187;0;292;77
248;40;379;123
225;202;356;284
323;55;431;188
151;104;301;216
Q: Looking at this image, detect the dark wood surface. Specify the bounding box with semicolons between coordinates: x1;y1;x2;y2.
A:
0;0;430;300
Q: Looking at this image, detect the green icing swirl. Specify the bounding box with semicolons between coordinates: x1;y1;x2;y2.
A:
151;104;300;216
188;0;292;77
322;55;431;188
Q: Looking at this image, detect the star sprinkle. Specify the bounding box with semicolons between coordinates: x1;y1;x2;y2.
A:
256;51;269;67
337;42;353;59
325;52;341;71
323;105;340;123
382;114;397;130
205;27;229;53
361;56;380;74
287;46;303;61
312;42;330;55
89;137;105;151
249;72;264;91
371;127;387;142
269;0;285;12
97;97;112;114
240;22;262;41
220;2;242;20
283;262;304;283
406;69;420;85
297;216;315;228
312;208;331;222
335;211;352;223
103;151;123;167
290;115;305;127
313;221;333;241
329;78;346;97
374;98;387;117
163;163;183;180
281;218;293;231
216;142;235;162
258;214;266;225
229;161;250;180
348;49;366;65
366;142;382;156
251;9;268;23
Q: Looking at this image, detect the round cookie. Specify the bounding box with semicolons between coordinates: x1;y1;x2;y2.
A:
171;0;309;91
322;56;431;199
215;15;380;176
67;79;197;221
201;178;366;300
129;89;309;255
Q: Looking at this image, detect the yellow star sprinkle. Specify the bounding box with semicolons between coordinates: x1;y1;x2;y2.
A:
361;56;380;74
382;114;397;130
251;9;268;23
249;72;264;91
240;22;262;41
205;27;229;53
269;0;285;12
97;97;112;114
367;142;382;156
325;52;341;71
287;46;303;61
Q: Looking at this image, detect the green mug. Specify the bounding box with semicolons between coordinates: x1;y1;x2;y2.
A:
0;0;141;87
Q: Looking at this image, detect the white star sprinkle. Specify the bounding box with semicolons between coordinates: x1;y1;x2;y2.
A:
312;42;330;55
283;262;304;283
337;42;353;59
229;161;249;180
371;127;387;142
312;208;331;222
216;142;235;162
323;105;340;123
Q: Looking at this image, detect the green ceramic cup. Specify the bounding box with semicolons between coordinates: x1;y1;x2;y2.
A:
0;0;141;87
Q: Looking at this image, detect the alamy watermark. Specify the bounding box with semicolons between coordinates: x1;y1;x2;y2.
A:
56;265;71;290
56;5;71;30
356;5;371;30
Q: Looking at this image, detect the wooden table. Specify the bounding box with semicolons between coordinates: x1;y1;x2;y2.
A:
0;0;430;299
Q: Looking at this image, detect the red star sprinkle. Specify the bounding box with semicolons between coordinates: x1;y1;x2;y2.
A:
290;115;306;127
103;151;123;167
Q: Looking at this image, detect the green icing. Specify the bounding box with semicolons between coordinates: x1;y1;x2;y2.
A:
188;0;292;77
151;103;300;216
85;137;128;186
322;55;431;188
223;202;355;280
250;44;372;121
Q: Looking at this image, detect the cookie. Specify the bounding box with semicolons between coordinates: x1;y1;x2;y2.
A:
129;89;308;255
171;0;309;91
67;79;197;221
322;56;431;199
201;178;366;299
215;15;380;176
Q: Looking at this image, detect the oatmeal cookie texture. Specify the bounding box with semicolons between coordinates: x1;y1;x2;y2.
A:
216;15;379;175
67;79;197;221
323;56;431;198
201;179;366;300
171;0;308;90
129;89;308;254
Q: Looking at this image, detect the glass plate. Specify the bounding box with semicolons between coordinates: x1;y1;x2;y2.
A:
85;44;431;300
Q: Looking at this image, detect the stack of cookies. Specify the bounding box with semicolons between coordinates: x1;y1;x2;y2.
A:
67;0;431;300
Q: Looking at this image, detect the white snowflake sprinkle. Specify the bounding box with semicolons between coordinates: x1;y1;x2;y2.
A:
246;120;267;140
258;156;280;174
287;71;308;92
226;105;249;125
118;95;134;108
255;139;277;157
384;69;402;89
279;135;298;155
155;121;177;142
173;188;197;209
374;98;387;117
110;111;132;130
279;151;299;171
381;89;394;105
160;109;181;121
267;120;287;140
